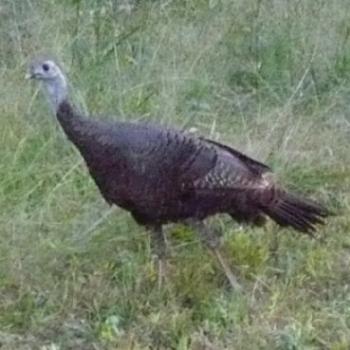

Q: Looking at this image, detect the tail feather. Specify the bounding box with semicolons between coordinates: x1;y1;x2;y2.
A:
262;191;329;234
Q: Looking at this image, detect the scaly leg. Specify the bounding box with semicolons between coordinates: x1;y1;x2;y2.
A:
186;219;242;290
149;225;168;289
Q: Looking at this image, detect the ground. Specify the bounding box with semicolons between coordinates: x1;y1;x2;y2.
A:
0;0;350;349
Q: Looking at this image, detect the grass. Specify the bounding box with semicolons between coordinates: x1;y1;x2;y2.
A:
0;0;350;348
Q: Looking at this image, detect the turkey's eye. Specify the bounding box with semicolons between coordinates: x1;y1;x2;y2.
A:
42;63;50;72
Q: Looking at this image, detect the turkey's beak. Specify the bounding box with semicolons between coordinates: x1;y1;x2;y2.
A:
25;65;37;79
25;71;35;80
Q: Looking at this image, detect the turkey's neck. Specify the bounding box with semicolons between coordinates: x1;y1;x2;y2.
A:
56;100;82;133
56;100;90;147
43;73;68;113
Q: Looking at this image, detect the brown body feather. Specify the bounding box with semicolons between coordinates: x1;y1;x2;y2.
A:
56;100;329;233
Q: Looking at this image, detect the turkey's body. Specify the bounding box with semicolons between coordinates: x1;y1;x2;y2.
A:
56;101;327;233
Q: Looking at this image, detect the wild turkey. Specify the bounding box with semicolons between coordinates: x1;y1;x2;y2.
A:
27;57;329;289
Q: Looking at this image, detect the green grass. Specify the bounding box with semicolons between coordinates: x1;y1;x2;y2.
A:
0;0;350;349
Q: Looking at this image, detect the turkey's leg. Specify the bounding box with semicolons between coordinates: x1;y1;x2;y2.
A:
149;225;168;289
186;220;242;290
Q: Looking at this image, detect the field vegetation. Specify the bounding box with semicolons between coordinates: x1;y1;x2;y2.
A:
0;0;350;349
